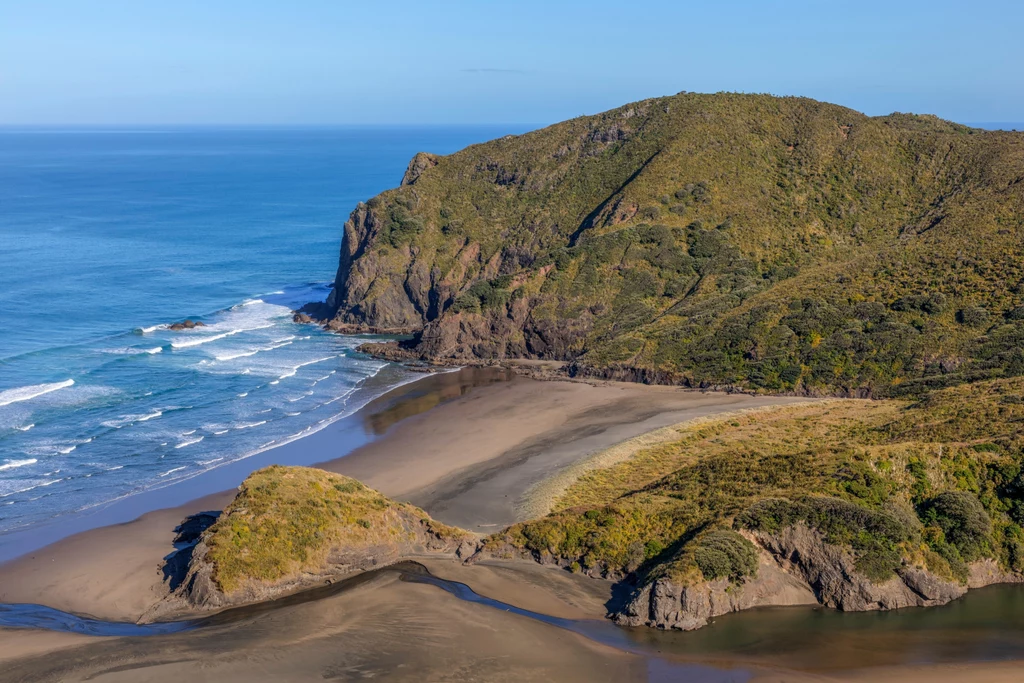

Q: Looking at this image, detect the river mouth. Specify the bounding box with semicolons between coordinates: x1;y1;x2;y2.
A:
4;562;1024;676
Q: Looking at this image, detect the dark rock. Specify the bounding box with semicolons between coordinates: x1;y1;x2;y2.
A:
168;320;206;331
615;525;971;631
401;152;439;186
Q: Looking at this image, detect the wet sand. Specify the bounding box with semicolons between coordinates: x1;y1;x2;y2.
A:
0;370;800;622
2;369;1023;682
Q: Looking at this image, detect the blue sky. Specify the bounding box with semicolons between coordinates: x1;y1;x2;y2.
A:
1;0;1021;125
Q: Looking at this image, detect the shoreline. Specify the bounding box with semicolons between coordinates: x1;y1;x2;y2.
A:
0;368;803;622
2;370;1024;681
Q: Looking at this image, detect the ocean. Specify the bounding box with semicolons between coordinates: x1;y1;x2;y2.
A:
0;125;527;535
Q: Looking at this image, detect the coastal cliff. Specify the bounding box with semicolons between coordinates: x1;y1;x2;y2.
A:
151;466;473;619
478;379;1024;630
311;92;1024;397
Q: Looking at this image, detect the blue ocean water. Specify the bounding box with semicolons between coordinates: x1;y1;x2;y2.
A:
0;125;526;534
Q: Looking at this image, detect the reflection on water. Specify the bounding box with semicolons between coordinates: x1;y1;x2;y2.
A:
624;581;1024;671
360;367;514;435
3;562;1024;678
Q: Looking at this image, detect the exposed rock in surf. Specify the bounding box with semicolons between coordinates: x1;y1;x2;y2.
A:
168;320;206;331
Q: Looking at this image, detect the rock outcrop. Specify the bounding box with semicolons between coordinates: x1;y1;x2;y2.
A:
148;466;472;620
311;91;1024;397
168;319;205;331
615;525;981;631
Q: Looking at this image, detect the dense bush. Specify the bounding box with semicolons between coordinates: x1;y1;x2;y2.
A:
920;491;992;562
739;496;908;581
692;530;759;582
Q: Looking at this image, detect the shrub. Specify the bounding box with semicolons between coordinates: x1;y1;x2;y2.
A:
739;496;909;580
692;530;759;582
958;307;990;327
920;491;992;561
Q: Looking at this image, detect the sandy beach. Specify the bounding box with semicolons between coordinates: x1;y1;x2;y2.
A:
0;369;1022;682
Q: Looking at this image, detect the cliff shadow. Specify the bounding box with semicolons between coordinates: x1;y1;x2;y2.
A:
161;510;221;591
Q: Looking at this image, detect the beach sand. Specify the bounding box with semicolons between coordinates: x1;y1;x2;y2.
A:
0;370;1021;682
0;371;802;623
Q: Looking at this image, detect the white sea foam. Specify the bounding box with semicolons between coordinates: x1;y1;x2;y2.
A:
171;331;234;348
237;392;248;398
284;411;300;417
213;339;292;362
16;424;35;432
0;479;60;498
197;457;223;466
235;420;267;430
159;466;187;477
0;380;75;407
104;346;163;355
175;436;204;449
102;410;161;428
212;429;229;435
0;459;37;472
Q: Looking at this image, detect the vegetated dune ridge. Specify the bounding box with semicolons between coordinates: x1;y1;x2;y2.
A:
481;376;1024;630
307;92;1024;397
161;377;1024;636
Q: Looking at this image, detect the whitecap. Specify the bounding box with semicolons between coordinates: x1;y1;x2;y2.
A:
102;410;161;429
103;346;163;355
237;392;248;398
212;429;229;435
175;436;204;449
197;457;223;466
170;331;234;349
159;466;187;477
235;421;266;430
0;459;37;472
215;349;260;361
16;424;35;432
0;380;75;407
284;412;300;417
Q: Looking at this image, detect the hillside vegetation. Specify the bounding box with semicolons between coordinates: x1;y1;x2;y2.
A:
483;377;1024;594
175;466;468;606
317;92;1024;396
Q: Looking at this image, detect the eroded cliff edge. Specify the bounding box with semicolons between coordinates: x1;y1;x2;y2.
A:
307;91;1024;398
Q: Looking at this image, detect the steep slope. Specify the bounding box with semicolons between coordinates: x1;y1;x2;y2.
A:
158;466;471;616
479;377;1024;629
314;92;1024;396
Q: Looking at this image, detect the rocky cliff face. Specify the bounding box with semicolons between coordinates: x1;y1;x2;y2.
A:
313;92;1024;397
614;525;1012;631
147;467;474;620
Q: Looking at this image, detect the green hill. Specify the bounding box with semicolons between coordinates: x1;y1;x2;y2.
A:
316;92;1024;396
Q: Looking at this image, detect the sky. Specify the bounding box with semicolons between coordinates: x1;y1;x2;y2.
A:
1;0;1021;126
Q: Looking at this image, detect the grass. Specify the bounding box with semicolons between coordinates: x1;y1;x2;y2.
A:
203;465;465;594
485;377;1024;587
326;91;1024;397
